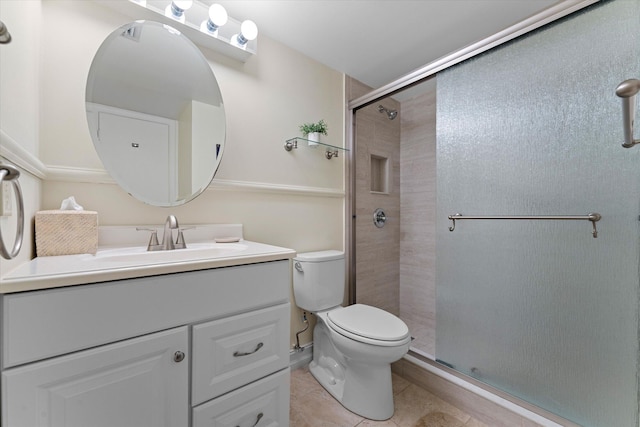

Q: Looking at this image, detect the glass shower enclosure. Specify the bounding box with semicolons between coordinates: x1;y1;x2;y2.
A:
435;1;639;426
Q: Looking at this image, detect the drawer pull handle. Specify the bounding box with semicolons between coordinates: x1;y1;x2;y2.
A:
173;351;185;363
233;342;264;357
236;412;263;427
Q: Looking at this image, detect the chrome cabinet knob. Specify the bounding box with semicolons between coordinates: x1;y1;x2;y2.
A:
173;351;185;363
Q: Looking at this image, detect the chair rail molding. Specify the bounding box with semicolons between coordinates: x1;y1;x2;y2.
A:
0;130;47;180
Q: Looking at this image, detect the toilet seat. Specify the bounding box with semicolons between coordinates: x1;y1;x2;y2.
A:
326;304;410;347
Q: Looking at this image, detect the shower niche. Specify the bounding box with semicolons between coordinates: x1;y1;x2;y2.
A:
370;154;389;193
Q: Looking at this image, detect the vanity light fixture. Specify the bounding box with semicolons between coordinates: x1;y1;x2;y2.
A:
165;0;193;23
200;4;228;36
99;0;257;62
231;20;258;49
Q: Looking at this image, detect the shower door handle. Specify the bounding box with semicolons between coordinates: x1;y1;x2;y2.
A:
616;78;640;148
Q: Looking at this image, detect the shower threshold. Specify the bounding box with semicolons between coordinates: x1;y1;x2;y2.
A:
399;350;578;427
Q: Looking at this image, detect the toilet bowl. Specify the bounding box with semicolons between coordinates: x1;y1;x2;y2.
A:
292;251;411;420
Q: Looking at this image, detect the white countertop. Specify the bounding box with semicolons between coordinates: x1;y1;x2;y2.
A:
0;225;295;293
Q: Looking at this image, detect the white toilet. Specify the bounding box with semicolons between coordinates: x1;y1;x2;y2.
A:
293;250;411;421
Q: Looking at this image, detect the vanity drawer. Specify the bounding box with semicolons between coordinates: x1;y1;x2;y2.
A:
192;368;290;427
192;303;290;406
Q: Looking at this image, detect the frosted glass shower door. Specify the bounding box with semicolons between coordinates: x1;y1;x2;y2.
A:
435;1;639;426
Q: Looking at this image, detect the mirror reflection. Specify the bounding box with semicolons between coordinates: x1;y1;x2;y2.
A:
86;21;225;207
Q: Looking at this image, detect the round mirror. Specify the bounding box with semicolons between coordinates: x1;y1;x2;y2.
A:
85;21;225;207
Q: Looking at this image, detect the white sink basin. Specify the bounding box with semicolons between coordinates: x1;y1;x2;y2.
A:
92;242;249;263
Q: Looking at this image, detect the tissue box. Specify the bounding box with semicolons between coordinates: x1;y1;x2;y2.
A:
35;210;98;256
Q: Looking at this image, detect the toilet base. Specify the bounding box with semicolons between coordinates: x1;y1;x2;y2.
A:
309;356;395;420
309;321;396;420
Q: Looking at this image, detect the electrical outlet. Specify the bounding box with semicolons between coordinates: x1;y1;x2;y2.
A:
0;181;12;217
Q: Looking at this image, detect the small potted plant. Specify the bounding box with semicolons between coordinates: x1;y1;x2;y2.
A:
299;119;328;146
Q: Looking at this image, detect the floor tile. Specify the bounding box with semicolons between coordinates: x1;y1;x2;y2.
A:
390;384;471;427
290;366;475;427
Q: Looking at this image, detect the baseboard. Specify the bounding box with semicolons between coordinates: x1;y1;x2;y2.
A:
289;343;313;370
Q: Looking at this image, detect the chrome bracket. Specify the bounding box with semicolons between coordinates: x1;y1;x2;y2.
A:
325;150;339;159
284;138;298;151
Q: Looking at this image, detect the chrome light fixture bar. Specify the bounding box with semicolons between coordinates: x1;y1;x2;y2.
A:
95;0;257;62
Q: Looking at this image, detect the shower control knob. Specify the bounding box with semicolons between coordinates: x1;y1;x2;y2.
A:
373;208;387;228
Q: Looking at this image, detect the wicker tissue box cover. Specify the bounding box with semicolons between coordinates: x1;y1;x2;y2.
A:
35;210;98;256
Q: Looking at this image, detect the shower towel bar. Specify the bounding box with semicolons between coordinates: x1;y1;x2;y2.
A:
447;213;602;238
0;163;24;259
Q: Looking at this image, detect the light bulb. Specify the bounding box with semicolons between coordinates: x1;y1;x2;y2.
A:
165;0;193;22
209;4;228;27
232;20;258;48
201;4;228;34
240;20;258;41
173;0;193;11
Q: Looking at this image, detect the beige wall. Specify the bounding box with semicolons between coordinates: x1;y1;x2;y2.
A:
0;0;44;276
2;0;346;349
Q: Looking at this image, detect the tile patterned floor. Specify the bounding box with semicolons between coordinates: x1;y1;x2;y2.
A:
290;366;489;427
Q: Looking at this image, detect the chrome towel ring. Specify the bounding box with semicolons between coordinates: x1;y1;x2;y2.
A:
0;163;24;259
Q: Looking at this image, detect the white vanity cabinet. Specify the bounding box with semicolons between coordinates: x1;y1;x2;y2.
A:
1;259;291;427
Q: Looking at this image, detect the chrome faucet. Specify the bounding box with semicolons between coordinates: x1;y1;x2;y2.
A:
137;215;188;251
161;215;179;250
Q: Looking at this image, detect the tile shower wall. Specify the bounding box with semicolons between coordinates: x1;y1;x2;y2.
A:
348;76;437;347
399;78;437;356
349;77;401;315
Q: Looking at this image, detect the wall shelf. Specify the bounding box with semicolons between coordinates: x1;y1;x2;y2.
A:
284;137;348;160
95;0;257;62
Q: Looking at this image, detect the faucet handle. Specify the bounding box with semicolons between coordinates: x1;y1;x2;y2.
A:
136;227;160;251
174;227;194;249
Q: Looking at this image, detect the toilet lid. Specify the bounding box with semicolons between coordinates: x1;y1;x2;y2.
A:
327;304;410;342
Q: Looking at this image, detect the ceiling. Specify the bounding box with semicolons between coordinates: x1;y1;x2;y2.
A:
212;0;561;90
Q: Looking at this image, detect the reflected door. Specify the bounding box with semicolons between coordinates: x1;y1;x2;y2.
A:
98;111;176;204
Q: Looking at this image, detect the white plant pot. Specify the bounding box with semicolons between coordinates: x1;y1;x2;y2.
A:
306;132;320;147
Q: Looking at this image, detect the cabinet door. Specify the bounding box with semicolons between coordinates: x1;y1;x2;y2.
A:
2;326;188;427
193;368;290;427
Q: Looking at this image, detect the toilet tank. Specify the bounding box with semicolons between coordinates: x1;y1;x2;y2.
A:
293;250;345;312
